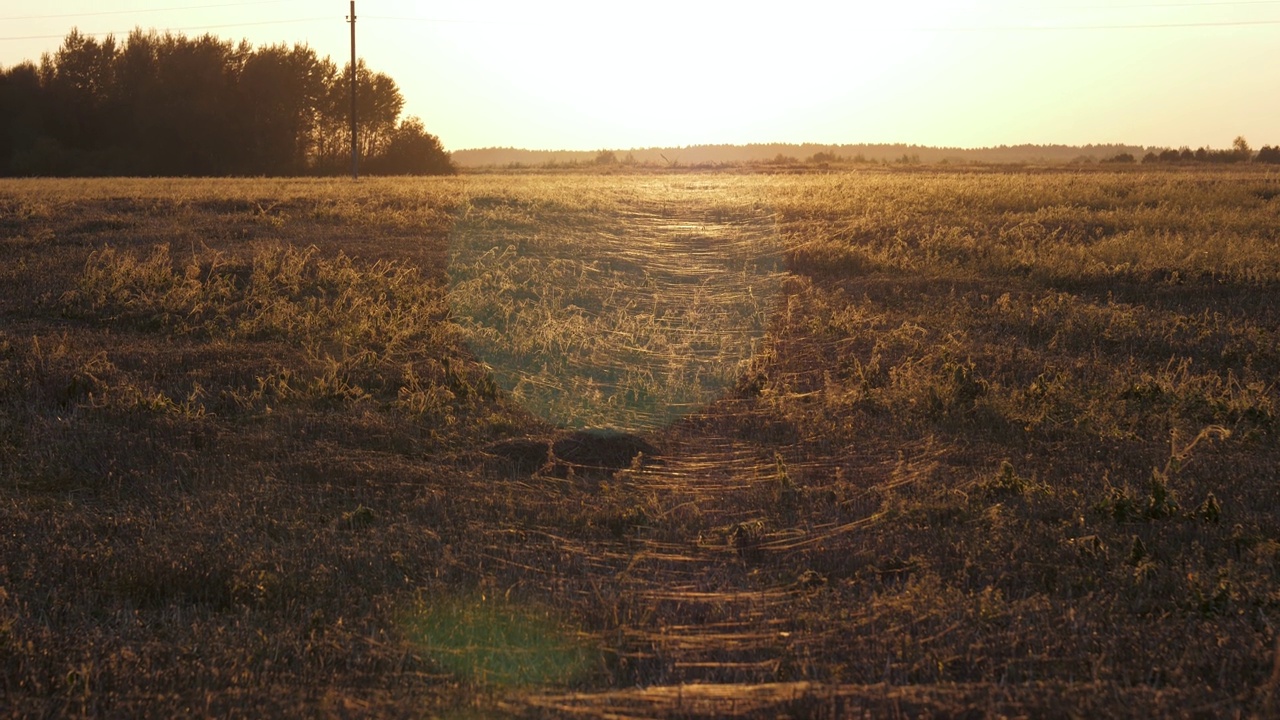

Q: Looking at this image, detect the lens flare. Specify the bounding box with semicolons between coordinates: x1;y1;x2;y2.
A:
403;594;598;687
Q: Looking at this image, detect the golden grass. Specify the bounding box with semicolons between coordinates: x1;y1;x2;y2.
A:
449;176;786;431
1;166;1278;717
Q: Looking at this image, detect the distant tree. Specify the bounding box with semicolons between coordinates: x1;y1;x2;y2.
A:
594;150;617;165
1194;147;1208;161
140;32;239;174
314;59;403;172
365;116;454;175
107;29;163;173
1257;146;1280;164
235;43;329;174
1142;151;1159;164
45;30;117;159
808;151;839;164
1158;148;1180;163
1206;145;1244;164
1102;152;1135;163
1233;135;1252;161
1179;147;1194;161
0;62;45;173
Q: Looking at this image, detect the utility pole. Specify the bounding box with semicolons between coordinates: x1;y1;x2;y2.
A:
347;0;358;180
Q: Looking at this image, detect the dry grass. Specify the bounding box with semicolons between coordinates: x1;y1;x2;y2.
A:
1;167;1278;718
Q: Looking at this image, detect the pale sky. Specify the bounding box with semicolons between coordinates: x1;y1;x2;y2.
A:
2;1;1279;152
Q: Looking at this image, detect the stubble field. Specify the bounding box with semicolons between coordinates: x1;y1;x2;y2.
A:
2;166;1279;718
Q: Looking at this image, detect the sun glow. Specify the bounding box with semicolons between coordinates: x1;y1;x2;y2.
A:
392;0;983;148
3;0;1280;150
365;0;1280;149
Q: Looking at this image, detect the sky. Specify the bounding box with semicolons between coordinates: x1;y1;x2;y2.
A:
2;0;1279;152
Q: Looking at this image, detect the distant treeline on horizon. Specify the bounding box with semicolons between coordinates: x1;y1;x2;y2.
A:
454;141;1280;168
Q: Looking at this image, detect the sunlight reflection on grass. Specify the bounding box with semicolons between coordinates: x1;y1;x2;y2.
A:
448;177;786;433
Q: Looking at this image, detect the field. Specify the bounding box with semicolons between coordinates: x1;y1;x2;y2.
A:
2;167;1279;718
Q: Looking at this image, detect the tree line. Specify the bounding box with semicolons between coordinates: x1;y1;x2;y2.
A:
1104;137;1280;165
453;143;1157;168
0;29;454;177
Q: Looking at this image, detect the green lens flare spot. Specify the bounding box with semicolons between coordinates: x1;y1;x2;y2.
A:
404;595;598;687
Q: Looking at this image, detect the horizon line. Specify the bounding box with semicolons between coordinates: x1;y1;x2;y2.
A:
450;140;1244;154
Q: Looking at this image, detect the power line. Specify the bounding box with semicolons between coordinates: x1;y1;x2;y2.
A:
945;17;1280;30
5;0;1280;24
0;17;333;42
3;9;1279;43
358;13;1280;31
362;15;522;25
1068;0;1280;8
0;0;310;22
